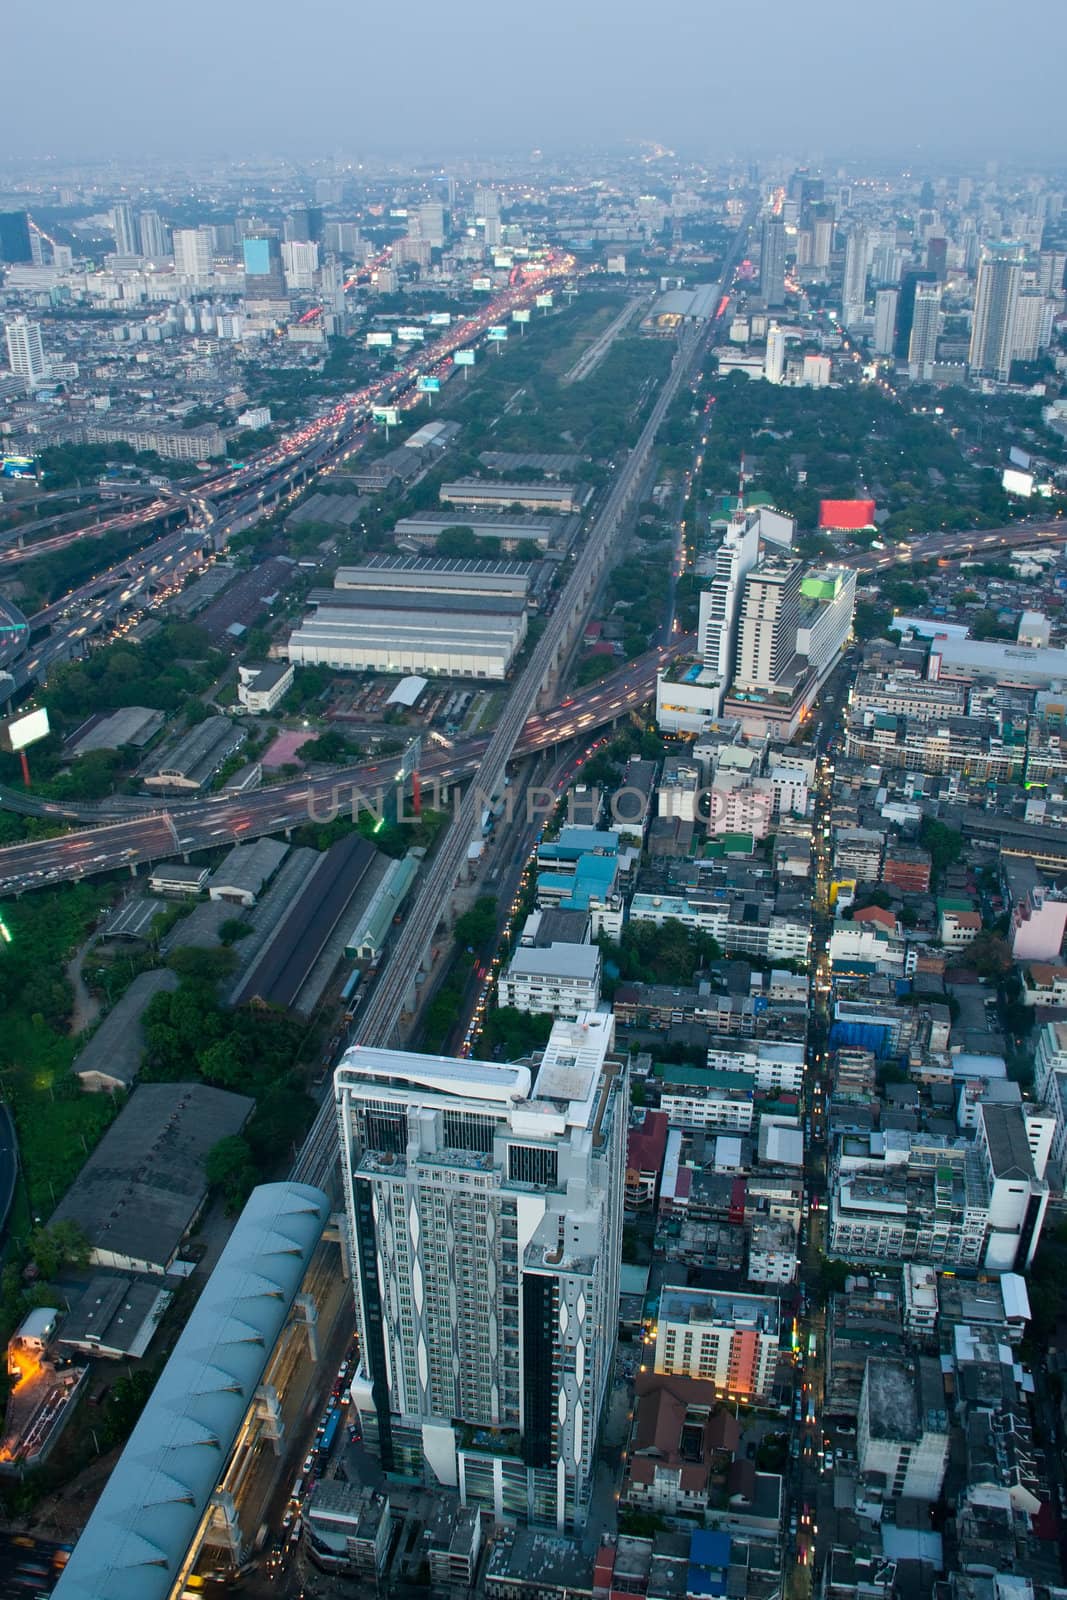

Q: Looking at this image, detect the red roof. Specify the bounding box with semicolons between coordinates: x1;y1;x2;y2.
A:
627;1110;669;1175
853;905;896;930
819;497;876;530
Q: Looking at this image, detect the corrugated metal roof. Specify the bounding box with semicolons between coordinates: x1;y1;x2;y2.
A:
54;1182;329;1600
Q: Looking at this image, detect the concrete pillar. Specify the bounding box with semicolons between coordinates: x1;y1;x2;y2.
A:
254;1383;284;1450
206;1490;243;1560
293;1292;319;1363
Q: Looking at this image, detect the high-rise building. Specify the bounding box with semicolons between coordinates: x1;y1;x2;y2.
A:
842;227;868;327
811;210;833;271
968;243;1026;382
172;227;214;285
0;211;33;264
110;202;138;256
4;315;48;386
907;281;942;376
760;214;786;307
417;202;446;247
733;556;804;694
336;1012;626;1529
281;239;319;290
873;288;898;356
1011;291;1053;363
894;268;937;359
242;235;286;300
857;1358;949;1503
138;209;168;258
764;323;785;384
474;186;501;221
698;508;763;714
925;236;948;280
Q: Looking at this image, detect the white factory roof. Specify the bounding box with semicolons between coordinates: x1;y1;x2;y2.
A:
507;944;601;980
53;1183;329;1600
386;675;428;707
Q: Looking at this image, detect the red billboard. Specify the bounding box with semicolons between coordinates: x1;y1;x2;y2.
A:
818;498;876;531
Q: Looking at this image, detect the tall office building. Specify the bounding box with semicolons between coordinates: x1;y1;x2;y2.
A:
894;268;937;359
138;209;168;258
110;202;138;256
0;211;33;263
281;239;319;290
925;236;948;280
873;288;899;356
907;281;942;376
764;322;785;384
733;556;804;694
4;316;48;386
760;214;786;307
172;227;214;285
1011;291;1053;363
698;508;763;715
417;202;446;247
811;209;833;271
242;235;286;300
336;1012;626;1529
968;243;1026;382
474;186;501;222
842;227;869;327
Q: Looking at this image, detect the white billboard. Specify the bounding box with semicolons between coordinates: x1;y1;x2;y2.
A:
487;326;508;341
1003;468;1034;498
535;292;554;308
396;326;425;343
453;350;476;367
428;312;452;325
372;406;400;426
472;277;492;291
512;309;531;324
4;707;50;752
366;331;394;348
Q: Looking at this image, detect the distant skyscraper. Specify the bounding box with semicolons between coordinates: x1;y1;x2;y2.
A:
417;202;446;247
172;227;213;285
0;211;33;264
764;323;785;385
110;202;138;256
925;236;948;280
474;186;501;221
907;282;942;376
242;235;286;299
894;268;937;359
760;214;786;307
842;227;869;327
969;243;1026;382
138;210;167;258
873;288;899;356
4;315;47;386
733;556;804;694
281;239;319;290
284;208;311;243
1011;292;1053;363
811;209;833;270
336;1013;626;1529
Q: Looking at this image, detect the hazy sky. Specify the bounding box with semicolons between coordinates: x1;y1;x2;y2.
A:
7;0;1067;165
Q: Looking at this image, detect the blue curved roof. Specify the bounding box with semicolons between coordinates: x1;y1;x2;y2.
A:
55;1182;329;1600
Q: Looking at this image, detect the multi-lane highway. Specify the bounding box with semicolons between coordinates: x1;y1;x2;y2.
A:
5;258;576;693
0;640;690;895
855;517;1067;571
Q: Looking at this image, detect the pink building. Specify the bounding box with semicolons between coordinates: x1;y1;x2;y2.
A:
1010;882;1067;963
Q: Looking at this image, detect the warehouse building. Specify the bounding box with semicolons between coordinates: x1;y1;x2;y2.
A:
143;715;245;793
394;509;574;552
72;969;180;1092
207;838;289;906
440;478;589;514
49;1083;254;1276
344;852;421;961
335;554;531;603
288;588;526;680
231;834;379;1014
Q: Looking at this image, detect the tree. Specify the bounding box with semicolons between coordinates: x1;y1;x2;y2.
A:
919;816;963;876
219;918;252;945
29;1220;90;1281
205;1134;257;1212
